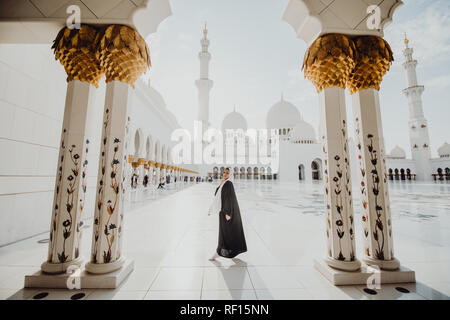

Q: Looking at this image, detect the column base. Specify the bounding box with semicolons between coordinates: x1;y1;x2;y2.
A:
324;256;361;272
85;256;126;275
363;256;401;271
314;258;415;286
41;256;84;274
25;259;134;289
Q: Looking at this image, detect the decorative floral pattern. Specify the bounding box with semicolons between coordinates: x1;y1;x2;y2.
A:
323;119;356;263
48;128;67;262
92;108;110;264
355;115;395;261
355;117;371;257
48;127;89;264
103;137;121;263
91;108;130;265
75;139;89;259
366;133;385;260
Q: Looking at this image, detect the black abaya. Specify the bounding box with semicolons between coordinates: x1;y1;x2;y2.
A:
215;180;247;258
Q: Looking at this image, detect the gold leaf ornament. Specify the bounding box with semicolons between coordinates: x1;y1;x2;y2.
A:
96;25;151;87
347;36;394;94
52;25;104;87
302;34;357;93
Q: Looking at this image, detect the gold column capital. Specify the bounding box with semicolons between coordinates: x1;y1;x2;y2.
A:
128;155;134;163
347;36;394;94
52;25;104;87
97;25;151;87
302;33;356;93
137;158;146;166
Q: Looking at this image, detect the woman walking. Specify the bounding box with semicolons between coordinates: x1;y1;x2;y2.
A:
209;168;247;260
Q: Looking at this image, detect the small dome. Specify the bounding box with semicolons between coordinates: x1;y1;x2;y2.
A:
266;97;302;130
438;142;450;157
222;111;248;131
389;145;406;159
290;120;316;143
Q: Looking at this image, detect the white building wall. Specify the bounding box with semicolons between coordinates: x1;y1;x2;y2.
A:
0;44;105;246
386;159;416;172
278;141;322;182
0;44;182;246
431;158;450;173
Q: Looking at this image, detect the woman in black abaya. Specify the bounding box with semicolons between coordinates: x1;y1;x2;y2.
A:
209;168;247;260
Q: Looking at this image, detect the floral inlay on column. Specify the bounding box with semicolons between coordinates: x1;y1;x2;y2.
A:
349;36;399;270
42;25;103;274
303;34;360;271
86;24;150;274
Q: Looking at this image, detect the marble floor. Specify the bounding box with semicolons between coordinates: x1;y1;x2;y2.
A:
1;180;449;300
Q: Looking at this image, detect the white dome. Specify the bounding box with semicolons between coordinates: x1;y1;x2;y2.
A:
290;121;316;143
389;145;406;159
266;98;302;130
221;111;248;131
438;142;450;157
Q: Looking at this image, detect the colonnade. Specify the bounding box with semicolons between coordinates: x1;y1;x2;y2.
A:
209;167;276;180
38;20;404;288
41;24;197;277
128;155;194;186
302;34;400;271
42;24;147;274
129;154;198;189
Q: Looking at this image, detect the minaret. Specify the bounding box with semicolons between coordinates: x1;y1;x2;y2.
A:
402;34;432;181
196;23;213;131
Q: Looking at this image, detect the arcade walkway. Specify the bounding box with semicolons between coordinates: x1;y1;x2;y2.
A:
1;181;449;300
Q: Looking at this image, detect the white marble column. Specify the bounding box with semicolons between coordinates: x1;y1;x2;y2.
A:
137;158;145;187
85;80;132;274
320;87;361;271
147;162;154;186
352;88;400;270
156;165;161;185
42;80;95;274
161;165;167;184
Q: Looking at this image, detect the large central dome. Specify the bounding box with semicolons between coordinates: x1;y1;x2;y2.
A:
290;121;316;143
221;111;248;131
266;97;302;130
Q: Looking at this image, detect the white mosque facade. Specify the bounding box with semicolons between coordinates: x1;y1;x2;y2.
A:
0;21;449;249
197;28;450;183
384;36;450;182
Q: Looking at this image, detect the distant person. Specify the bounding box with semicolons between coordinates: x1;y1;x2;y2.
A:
209;168;247;261
131;171;138;189
143;174;149;187
157;176;165;189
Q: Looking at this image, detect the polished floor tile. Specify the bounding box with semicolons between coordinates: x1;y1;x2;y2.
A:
201;289;257;300
150;267;204;291
202;266;253;290
1;181;450;300
247;266;304;289
118;267;160;291
255;288;312;300
86;289;146;300
145;290;201;300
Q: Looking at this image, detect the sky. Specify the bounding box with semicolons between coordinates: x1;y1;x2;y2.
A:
144;0;450;158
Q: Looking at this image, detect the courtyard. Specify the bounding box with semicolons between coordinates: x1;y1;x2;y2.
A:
0;180;449;300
